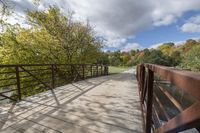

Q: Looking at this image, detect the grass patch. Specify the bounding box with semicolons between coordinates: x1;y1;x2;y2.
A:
108;66;134;74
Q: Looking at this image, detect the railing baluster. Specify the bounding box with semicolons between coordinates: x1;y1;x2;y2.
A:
103;65;106;75
51;64;55;89
96;65;98;76
101;65;103;76
15;66;21;101
105;65;108;75
141;64;145;92
145;68;154;133
71;64;74;81
82;64;85;79
90;65;93;77
141;65;147;103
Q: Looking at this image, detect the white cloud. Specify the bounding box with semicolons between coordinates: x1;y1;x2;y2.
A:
149;40;190;49
122;43;142;52
152;0;200;26
67;0;153;45
105;37;127;48
149;43;163;49
66;0;200;48
153;14;177;26
174;41;186;46
4;0;200;49
181;15;200;32
189;15;200;23
181;23;200;32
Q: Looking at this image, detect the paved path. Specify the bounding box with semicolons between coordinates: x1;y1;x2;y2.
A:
0;70;143;133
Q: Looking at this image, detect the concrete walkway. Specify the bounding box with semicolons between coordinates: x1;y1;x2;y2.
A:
0;70;144;133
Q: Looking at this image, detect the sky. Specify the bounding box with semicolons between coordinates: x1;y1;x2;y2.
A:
4;0;200;51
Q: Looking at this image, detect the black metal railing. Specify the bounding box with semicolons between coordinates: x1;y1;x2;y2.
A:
0;64;108;102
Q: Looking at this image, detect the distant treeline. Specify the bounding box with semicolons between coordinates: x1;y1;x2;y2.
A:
98;39;200;71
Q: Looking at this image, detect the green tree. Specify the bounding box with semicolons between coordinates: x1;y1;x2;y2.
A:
0;7;102;64
158;42;174;55
181;45;200;71
170;51;182;66
97;52;109;65
130;50;136;56
27;7;101;64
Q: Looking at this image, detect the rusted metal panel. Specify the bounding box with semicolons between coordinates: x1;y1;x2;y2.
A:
153;92;170;121
155;102;200;133
155;83;184;111
136;63;200;133
147;64;200;101
152;104;161;127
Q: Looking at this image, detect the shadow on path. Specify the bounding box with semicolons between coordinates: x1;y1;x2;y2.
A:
0;70;143;133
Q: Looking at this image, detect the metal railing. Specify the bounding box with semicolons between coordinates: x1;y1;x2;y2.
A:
136;64;200;133
0;64;108;102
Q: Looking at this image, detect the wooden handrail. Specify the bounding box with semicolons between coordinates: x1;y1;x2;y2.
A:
136;63;200;133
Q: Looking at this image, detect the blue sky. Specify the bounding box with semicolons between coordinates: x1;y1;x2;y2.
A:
131;11;200;48
5;0;200;51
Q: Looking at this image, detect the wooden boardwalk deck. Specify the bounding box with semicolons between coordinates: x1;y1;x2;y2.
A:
0;70;143;133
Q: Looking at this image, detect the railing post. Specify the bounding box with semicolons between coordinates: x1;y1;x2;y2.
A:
107;66;109;75
145;68;154;133
101;65;103;76
82;64;85;79
141;64;145;90
90;65;93;77
96;65;98;76
15;66;21;101
136;65;139;81
104;65;108;75
71;64;74;81
141;64;147;104
51;64;55;89
103;65;105;75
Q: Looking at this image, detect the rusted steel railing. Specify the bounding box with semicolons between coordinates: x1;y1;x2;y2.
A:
0;64;108;102
136;64;200;133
